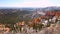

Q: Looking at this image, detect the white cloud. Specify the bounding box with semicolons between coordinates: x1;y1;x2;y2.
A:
0;0;60;7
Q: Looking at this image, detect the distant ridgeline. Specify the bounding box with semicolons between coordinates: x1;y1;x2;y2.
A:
0;7;60;24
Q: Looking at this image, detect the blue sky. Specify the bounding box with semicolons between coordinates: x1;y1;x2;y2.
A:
0;0;60;7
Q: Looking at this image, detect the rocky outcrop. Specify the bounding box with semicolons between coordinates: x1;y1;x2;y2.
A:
40;23;60;34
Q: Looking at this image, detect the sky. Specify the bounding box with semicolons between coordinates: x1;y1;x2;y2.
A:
0;0;60;8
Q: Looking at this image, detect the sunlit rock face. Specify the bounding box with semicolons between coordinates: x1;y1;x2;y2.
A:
39;23;60;34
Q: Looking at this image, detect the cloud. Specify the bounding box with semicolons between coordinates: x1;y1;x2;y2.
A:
0;0;60;7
